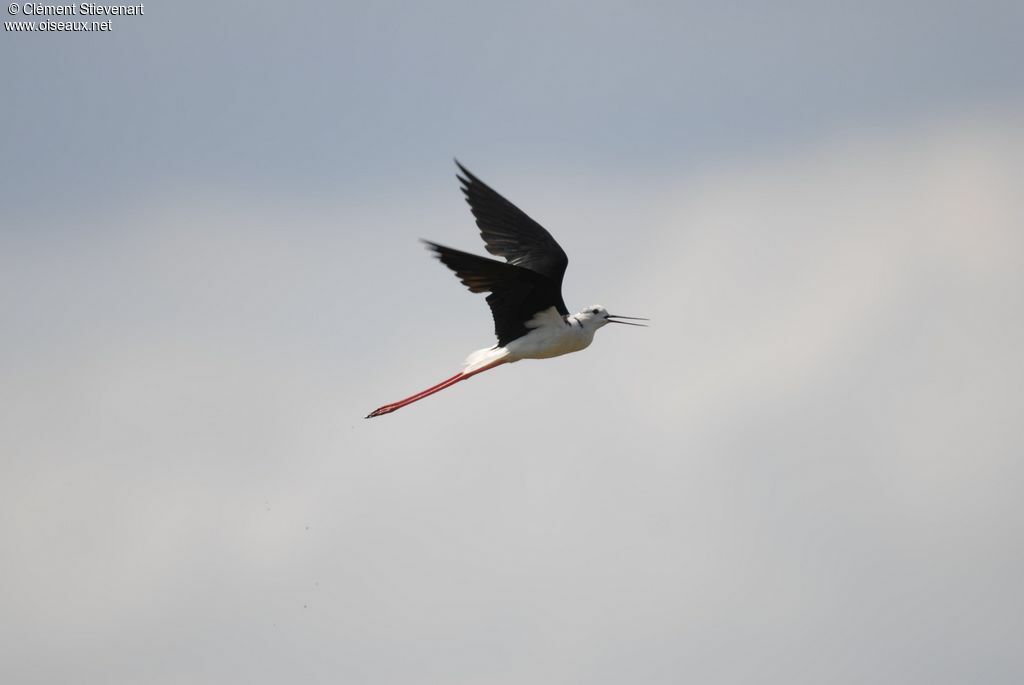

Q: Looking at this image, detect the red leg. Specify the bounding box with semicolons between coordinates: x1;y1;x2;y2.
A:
365;360;507;418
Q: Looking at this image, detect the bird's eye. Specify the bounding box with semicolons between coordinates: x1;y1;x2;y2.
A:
591;308;599;314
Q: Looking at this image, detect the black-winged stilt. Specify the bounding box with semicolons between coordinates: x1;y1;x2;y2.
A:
366;162;647;418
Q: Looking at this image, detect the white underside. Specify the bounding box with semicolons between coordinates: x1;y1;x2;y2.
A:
462;307;595;372
462;345;510;373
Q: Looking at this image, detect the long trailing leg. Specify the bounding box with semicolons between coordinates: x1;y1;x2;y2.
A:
365;359;507;418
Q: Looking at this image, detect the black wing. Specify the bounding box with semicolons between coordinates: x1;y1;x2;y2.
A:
455;161;570;288
424;241;565;347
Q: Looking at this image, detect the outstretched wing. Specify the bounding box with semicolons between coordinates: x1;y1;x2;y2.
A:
424;241;566;347
455;161;570;285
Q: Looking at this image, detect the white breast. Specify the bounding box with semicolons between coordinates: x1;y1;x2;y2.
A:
504;307;594;361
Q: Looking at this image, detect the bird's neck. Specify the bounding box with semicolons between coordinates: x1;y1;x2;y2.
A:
565;314;594;334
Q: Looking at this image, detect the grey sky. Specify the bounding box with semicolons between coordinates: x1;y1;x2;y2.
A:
4;1;1022;208
3;3;1023;684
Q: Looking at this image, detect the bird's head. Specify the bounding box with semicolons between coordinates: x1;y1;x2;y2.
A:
575;305;649;331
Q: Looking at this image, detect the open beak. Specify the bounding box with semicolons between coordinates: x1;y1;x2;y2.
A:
606;314;649;327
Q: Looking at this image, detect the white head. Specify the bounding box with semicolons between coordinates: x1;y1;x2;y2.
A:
574;305;648;332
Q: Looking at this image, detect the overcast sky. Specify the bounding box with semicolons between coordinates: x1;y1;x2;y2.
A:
3;2;1023;684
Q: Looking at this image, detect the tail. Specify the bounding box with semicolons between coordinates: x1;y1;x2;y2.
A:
462;345;509;373
365;356;508;418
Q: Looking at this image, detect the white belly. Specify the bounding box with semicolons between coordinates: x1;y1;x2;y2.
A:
504;307;594;361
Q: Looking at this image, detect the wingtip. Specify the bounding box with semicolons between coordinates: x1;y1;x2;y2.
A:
420;239;447;259
453;159;477;188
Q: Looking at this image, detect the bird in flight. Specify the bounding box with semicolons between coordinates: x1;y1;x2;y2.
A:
366;162;647;418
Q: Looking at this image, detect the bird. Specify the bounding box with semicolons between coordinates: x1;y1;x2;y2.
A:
365;161;647;418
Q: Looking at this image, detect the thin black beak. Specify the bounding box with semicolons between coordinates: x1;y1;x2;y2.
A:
606;314;649;327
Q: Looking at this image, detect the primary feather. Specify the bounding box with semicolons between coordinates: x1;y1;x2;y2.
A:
455;161;570;307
